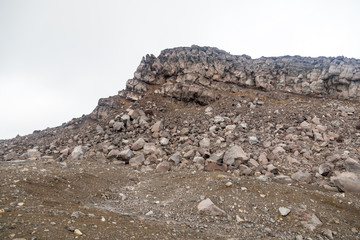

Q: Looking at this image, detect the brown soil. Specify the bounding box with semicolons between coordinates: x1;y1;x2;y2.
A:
1;156;360;239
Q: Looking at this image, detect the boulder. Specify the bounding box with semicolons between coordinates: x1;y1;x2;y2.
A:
68;146;84;161
169;152;182;164
118;149;134;161
223;145;248;165
4;152;18;161
143;143;157;155
96;125;104;134
199;137;211;149
209;152;224;163
132;138;146;151
156;161;171;172
160;137;169;146
113;121;125;131
300;212;322;231
26;148;41;160
197;198;226;216
331;172;360;193
151;120;163;132
193;156;205;165
291;171;312;183
107;149;121;160
318;163;334;176
238;164;253;176
249;136;259;144
129;154;145;167
344;158;360;175
214;116;224;123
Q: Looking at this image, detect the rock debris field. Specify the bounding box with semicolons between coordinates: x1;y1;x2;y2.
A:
1;46;360;240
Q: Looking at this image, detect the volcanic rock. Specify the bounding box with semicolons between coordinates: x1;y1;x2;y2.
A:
197;198;226;216
223;145;248;165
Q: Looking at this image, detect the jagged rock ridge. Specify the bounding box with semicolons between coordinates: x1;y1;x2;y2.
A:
120;45;360;104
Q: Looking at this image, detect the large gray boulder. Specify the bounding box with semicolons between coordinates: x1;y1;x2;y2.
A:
118;149;134;161
331;172;360;193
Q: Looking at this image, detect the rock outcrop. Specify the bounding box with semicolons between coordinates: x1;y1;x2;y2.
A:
120;45;360;104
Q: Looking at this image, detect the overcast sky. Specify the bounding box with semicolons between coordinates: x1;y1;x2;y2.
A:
0;0;359;140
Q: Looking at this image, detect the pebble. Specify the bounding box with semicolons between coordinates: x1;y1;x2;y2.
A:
236;215;244;223
249;136;259;144
145;210;153;216
322;229;335;239
160;138;169;146
74;229;83;236
225;182;233;187
278;207;291;216
295;235;303;240
239;122;248;129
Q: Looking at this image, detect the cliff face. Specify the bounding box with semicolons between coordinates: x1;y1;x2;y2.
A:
120;45;360;104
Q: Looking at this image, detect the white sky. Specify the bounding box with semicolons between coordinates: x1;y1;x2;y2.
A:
1;0;360;140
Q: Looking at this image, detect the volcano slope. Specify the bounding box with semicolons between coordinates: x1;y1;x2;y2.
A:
1;46;360;240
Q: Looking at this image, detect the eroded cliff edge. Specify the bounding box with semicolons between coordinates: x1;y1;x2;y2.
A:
119;45;360;104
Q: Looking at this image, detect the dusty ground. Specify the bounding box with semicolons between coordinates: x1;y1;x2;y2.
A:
1;157;359;240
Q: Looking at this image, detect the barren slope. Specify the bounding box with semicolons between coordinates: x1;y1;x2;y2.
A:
1;46;360;240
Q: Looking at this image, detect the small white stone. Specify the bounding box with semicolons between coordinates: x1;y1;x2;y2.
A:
160;138;169;146
249;136;259;144
279;207;291;216
236;215;244;223
225;182;233;187
145;210;153;216
74;229;83;236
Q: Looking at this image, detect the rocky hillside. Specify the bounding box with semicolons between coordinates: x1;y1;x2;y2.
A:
1;46;360;239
